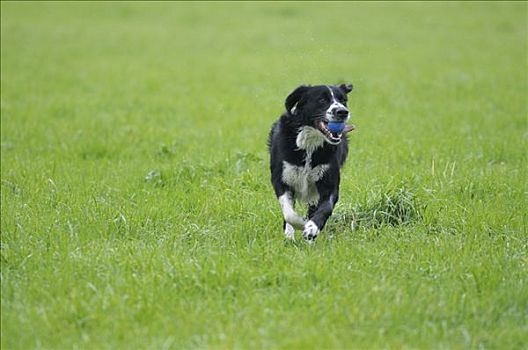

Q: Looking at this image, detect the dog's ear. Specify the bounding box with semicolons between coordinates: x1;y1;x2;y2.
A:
339;83;353;94
285;85;310;114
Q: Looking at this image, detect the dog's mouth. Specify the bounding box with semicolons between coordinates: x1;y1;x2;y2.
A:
315;120;355;144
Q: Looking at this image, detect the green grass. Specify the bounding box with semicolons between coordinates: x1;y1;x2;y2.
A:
1;2;527;349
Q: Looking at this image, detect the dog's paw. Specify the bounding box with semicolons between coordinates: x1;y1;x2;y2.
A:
284;223;295;240
302;220;320;243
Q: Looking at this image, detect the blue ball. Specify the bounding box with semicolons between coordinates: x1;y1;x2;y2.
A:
328;121;345;133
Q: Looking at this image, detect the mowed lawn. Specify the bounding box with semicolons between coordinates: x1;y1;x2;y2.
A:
1;2;527;349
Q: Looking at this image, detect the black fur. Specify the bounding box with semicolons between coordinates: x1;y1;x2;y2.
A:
268;83;353;241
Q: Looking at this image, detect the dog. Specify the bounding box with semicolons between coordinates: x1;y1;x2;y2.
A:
268;83;355;242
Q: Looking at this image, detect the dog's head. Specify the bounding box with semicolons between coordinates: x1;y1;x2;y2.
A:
284;83;354;145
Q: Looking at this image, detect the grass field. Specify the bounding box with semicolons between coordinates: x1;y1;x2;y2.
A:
1;2;527;349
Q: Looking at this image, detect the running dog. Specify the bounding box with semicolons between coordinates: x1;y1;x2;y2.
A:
268;83;355;242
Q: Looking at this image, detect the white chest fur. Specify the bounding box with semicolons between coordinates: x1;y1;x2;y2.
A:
295;126;325;153
282;153;329;206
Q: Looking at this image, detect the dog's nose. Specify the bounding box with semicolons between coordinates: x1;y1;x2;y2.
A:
333;107;349;120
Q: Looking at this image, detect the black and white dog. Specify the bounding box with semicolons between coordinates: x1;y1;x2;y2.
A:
268;83;355;242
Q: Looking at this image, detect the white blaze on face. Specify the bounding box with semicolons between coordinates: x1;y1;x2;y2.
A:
325;86;349;122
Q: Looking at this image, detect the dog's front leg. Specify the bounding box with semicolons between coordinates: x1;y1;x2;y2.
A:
278;192;306;232
303;194;337;242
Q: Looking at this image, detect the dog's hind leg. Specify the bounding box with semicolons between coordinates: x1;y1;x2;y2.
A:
283;221;296;240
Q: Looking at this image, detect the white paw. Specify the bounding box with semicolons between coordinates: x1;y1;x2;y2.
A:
284;223;295;240
302;220;320;242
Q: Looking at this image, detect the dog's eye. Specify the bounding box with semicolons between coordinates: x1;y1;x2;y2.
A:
318;98;327;104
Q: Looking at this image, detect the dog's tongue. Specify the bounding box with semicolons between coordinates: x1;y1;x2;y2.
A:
343;124;356;133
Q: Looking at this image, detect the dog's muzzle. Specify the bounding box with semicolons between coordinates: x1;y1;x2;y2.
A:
331;107;349;121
